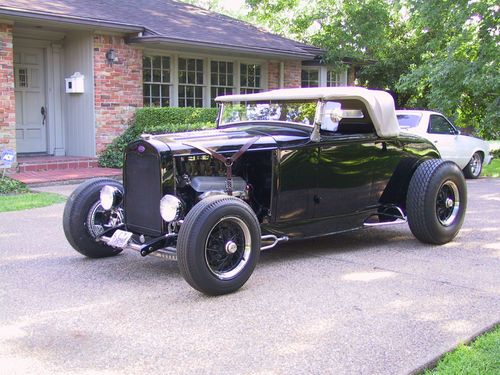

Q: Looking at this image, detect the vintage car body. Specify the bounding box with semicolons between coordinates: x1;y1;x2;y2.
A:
64;87;467;295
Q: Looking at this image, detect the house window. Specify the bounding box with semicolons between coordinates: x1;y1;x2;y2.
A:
326;70;346;87
178;58;204;107
211;61;234;107
143;56;171;107
301;69;319;87
240;63;261;94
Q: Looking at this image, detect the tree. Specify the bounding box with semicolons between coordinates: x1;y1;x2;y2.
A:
183;0;499;138
397;0;499;138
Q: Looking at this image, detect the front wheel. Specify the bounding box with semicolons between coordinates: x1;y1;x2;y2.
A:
407;160;467;245
63;178;124;258
177;196;261;295
463;152;483;179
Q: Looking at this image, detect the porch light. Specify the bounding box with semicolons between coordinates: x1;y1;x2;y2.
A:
105;49;117;66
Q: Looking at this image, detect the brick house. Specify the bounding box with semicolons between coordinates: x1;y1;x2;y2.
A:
0;0;349;158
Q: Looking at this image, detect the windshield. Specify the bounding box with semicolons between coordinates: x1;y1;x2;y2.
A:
219;100;317;126
397;114;421;128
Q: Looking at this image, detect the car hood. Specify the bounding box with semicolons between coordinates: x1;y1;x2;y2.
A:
151;124;312;155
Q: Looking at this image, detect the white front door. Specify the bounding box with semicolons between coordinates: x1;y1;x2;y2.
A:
14;47;47;153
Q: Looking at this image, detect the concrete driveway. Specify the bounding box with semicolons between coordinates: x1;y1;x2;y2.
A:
1;178;499;375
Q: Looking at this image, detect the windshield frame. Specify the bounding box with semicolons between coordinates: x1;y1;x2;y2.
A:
217;100;320;129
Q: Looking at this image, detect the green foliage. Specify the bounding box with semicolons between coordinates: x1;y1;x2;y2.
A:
98;107;217;168
425;325;500;374
0;192;66;212
397;0;500;139
483;159;500;178
0;176;29;195
135;107;217;131
245;0;499;139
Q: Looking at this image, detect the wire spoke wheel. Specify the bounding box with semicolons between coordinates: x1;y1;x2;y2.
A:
86;201;123;238
205;216;251;280
177;196;261;295
63;178;125;258
435;181;460;226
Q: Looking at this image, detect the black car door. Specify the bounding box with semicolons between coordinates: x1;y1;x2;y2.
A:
314;130;378;230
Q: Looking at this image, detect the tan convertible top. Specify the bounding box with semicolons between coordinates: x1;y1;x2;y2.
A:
216;87;400;138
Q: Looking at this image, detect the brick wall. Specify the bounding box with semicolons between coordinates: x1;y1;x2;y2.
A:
93;35;142;154
268;61;279;90
0;24;15;152
267;60;302;90
283;60;301;88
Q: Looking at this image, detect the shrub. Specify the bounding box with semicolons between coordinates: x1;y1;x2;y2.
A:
135;107;217;132
98;107;218;168
0;176;29;195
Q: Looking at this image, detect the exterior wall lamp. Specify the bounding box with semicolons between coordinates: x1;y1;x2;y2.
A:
105;48;118;66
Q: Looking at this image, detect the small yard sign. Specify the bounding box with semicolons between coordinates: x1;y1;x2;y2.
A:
1;149;16;167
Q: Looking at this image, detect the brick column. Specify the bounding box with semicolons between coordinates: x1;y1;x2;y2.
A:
0;24;15;152
267;61;280;90
93;35;143;154
283;60;301;88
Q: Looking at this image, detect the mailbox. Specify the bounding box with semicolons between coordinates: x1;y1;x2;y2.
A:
65;72;84;94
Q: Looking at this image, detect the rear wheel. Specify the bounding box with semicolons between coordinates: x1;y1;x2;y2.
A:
463;152;483;179
407;160;467;244
63;178;124;258
177;196;261;295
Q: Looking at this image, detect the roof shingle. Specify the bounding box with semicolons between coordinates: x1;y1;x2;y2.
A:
0;0;320;58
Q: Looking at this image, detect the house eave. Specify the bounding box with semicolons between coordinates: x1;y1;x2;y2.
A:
0;7;145;33
127;36;317;60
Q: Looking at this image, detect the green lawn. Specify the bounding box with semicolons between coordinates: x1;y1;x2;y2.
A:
483;159;500;178
425;325;500;374
0;192;66;212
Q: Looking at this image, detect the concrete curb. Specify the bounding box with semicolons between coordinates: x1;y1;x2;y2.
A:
409;320;500;374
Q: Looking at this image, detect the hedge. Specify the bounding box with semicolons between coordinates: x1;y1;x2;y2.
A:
98;107;217;168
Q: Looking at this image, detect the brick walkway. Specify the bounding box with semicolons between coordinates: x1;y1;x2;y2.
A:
9;168;122;186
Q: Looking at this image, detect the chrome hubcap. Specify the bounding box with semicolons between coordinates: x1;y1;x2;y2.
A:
445;198;454;208
436;181;460;226
225;241;238;254
470;154;481;176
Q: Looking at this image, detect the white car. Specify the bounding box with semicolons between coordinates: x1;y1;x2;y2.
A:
396;110;493;178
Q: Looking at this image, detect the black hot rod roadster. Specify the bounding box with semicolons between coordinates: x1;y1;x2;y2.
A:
63;87;467;295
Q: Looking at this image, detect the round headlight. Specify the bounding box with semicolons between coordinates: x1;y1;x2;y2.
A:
100;185;123;210
160;195;183;222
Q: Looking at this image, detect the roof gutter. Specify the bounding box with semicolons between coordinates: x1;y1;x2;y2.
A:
127;35;316;60
0;7;145;33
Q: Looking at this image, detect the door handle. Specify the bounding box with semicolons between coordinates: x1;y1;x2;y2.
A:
41;106;46;126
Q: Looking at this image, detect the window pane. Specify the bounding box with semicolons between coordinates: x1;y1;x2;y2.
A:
162;56;170;69
153;56;162;69
153;69;161;82
179;71;186;84
240;63;261;90
151;84;160;97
